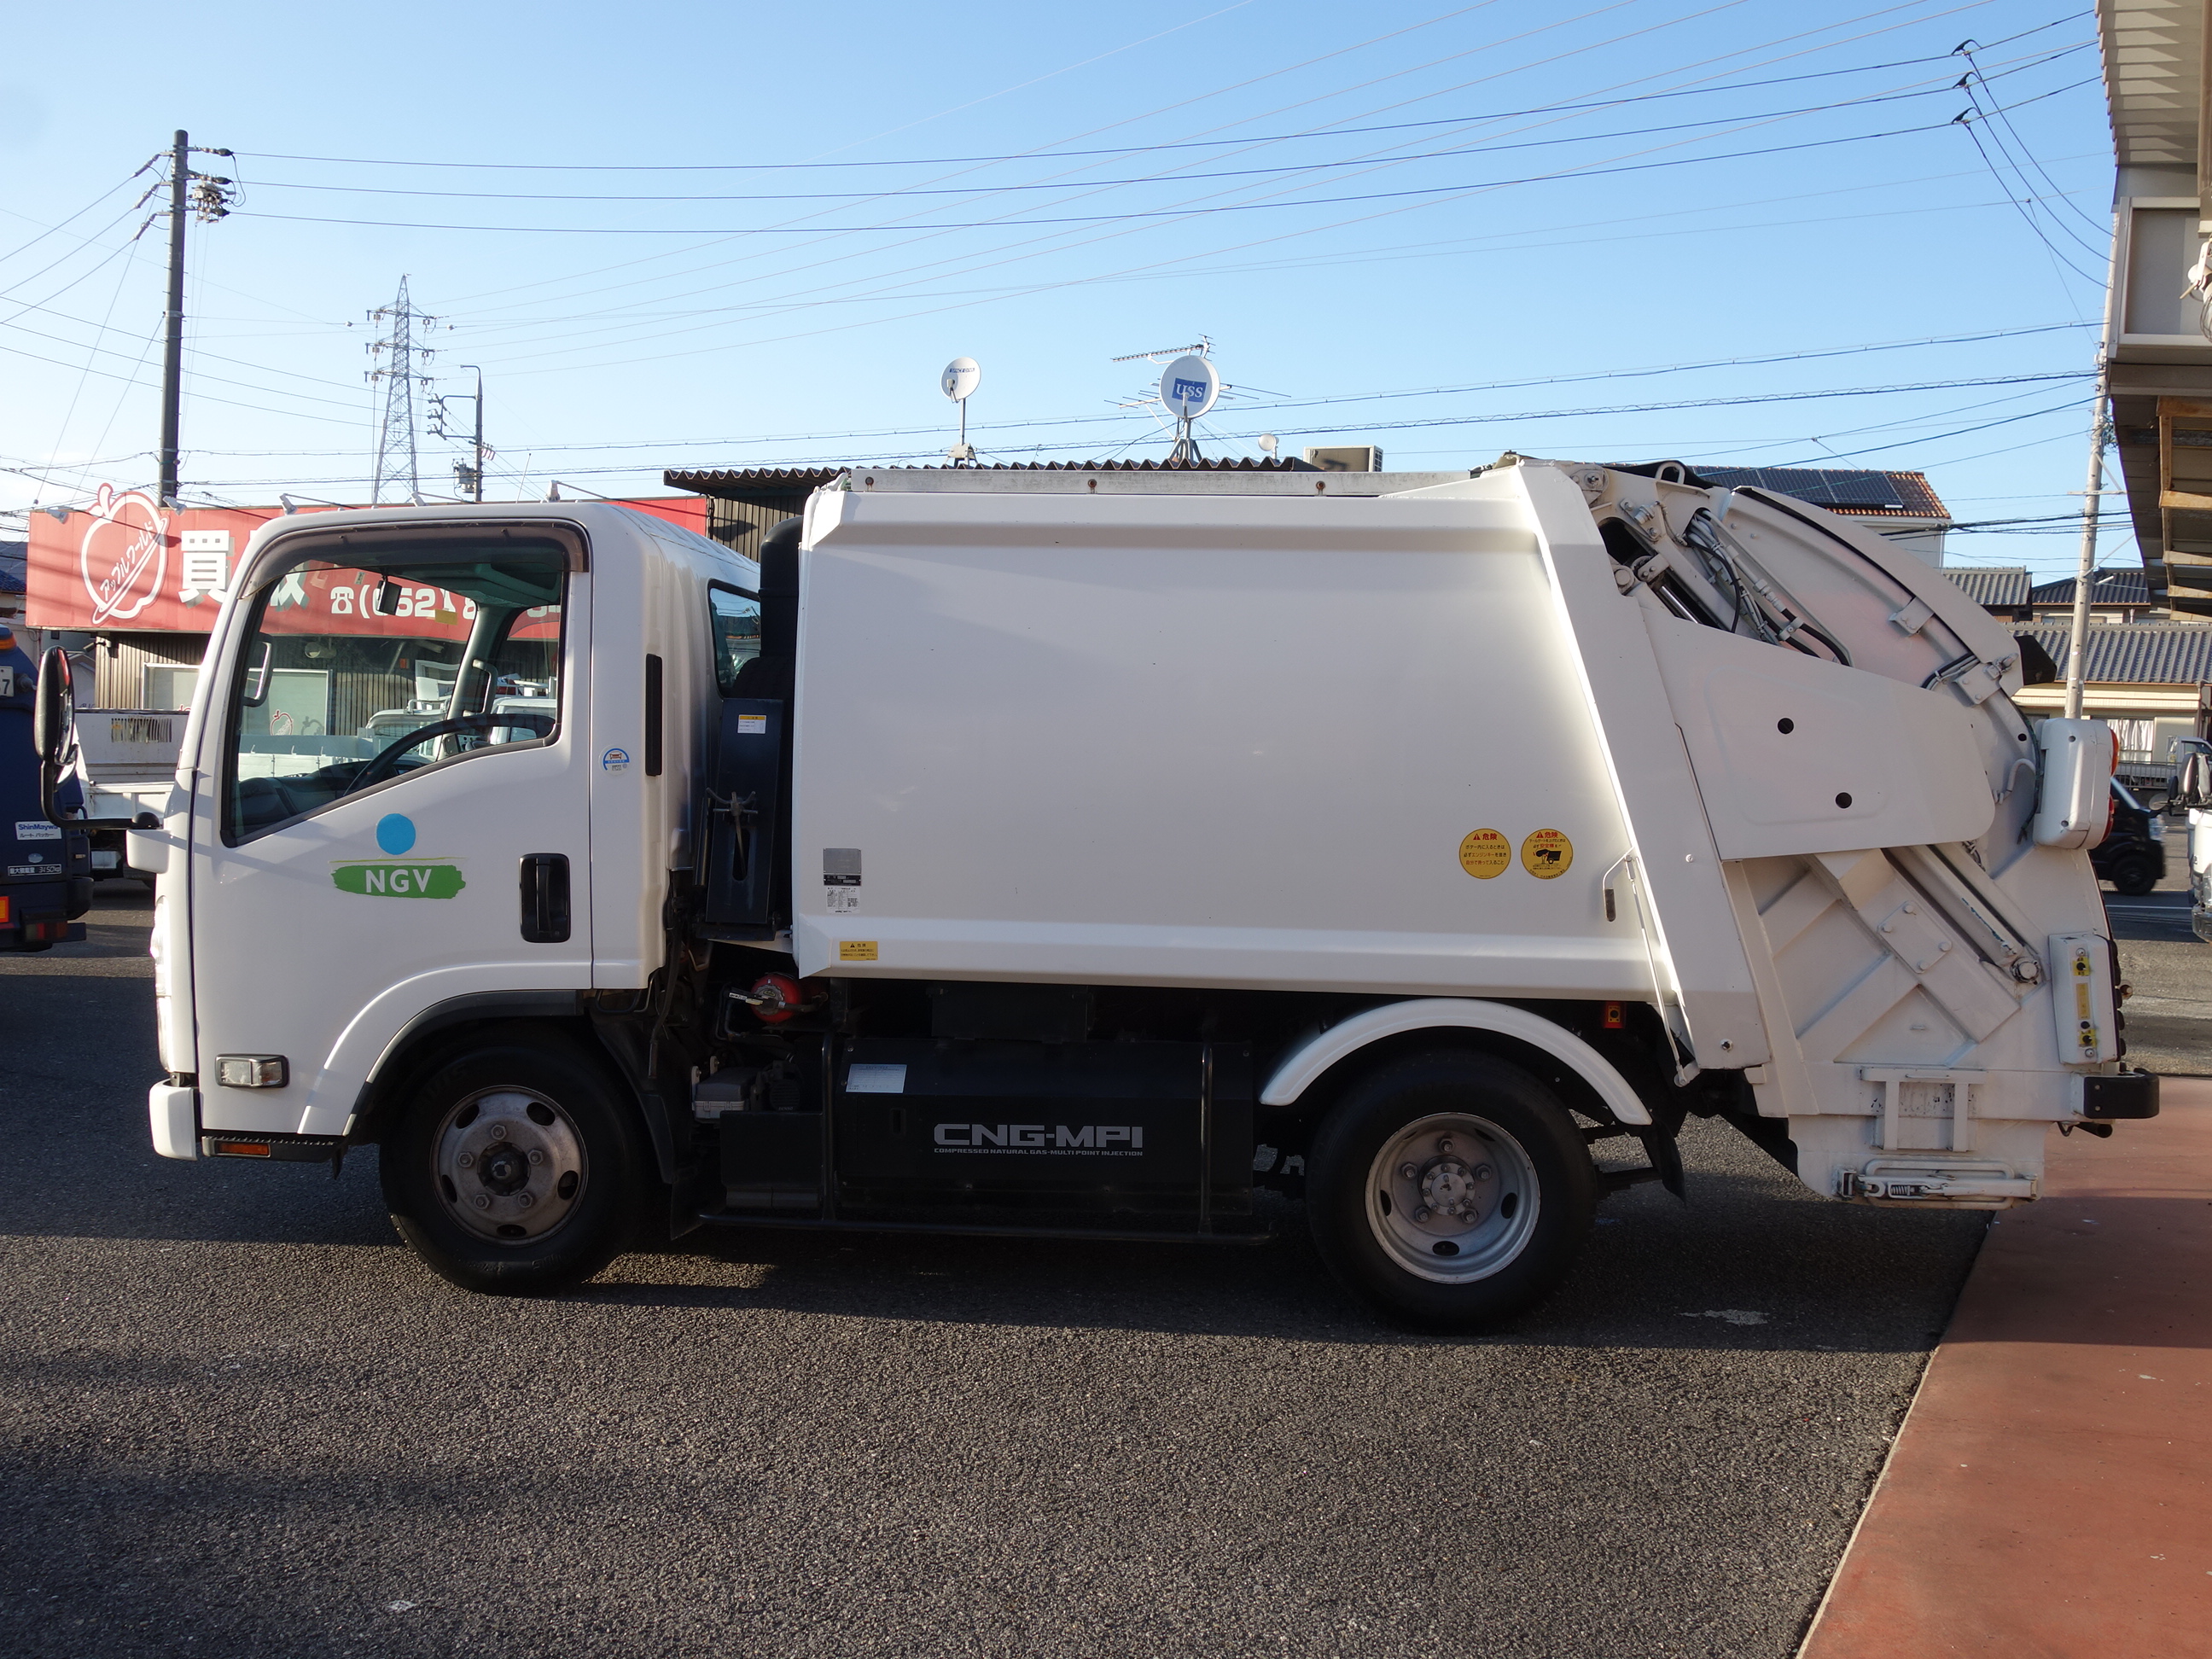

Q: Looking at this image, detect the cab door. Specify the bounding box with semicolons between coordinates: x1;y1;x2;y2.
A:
189;521;593;1138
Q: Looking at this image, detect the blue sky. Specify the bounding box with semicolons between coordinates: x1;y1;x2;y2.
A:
0;0;2122;578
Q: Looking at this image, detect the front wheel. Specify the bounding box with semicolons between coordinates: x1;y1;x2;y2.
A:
381;1029;646;1294
2109;853;2160;897
1307;1049;1596;1329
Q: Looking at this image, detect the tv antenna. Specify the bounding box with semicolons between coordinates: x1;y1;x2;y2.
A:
1159;354;1220;464
1109;337;1225;463
941;356;981;464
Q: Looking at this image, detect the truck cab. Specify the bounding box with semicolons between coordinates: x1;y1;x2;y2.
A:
104;471;2156;1327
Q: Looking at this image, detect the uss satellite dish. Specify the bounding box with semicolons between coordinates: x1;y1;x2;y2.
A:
1159;354;1220;420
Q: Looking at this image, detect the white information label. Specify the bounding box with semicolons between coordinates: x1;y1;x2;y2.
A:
846;1064;908;1094
15;822;62;841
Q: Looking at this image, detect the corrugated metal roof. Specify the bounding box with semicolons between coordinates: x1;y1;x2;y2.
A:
2026;567;2153;608
664;456;1314;499
2028;621;2212;684
2103;0;2202;169
662;466;847;497
1691;466;1949;519
1946;565;2030;608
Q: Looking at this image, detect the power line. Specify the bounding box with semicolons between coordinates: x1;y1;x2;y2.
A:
238;49;2089;194
427;3;2070;327
137;328;2096;463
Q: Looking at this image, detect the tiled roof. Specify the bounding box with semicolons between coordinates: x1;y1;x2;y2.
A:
2027;622;2212;684
1687;466;1949;520
1946;565;2031;608
0;538;24;594
2026;567;2152;608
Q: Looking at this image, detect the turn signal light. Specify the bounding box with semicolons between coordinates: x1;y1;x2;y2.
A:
216;1055;288;1089
207;1140;272;1158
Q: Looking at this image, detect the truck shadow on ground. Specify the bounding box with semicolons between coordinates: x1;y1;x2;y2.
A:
1;899;1985;1356
575;1143;1988;1354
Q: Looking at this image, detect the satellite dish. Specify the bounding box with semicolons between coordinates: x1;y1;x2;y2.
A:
940;357;981;402
1159;354;1220;421
1257;433;1278;455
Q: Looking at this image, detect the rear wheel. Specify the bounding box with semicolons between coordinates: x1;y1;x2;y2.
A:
1307;1049;1596;1329
2109;853;2160;897
381;1030;645;1294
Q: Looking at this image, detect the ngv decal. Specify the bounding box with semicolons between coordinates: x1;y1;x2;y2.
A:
934;1122;1144;1155
331;860;467;899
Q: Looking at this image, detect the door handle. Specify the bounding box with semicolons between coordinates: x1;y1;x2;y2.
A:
520;853;570;943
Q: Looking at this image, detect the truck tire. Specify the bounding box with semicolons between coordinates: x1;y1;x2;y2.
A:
381;1033;646;1295
2108;853;2160;897
1307;1049;1596;1329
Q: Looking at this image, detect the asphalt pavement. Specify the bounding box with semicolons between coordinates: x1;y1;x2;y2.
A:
2105;817;2209;1075
3;886;1999;1658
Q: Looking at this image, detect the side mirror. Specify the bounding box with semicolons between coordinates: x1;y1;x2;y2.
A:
241;637;274;707
2181;752;2212;811
33;648;77;826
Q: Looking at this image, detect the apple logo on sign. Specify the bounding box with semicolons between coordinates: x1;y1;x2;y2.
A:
79;483;169;625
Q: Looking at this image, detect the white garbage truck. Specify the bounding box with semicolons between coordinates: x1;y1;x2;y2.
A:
38;457;2157;1325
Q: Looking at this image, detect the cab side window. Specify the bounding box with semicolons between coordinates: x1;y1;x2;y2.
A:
221;541;568;843
709;585;761;694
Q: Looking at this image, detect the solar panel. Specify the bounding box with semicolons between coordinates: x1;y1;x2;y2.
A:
1694;467;1906;509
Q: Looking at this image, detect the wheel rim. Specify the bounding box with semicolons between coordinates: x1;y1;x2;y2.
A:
1364;1112;1540;1284
431;1086;587;1244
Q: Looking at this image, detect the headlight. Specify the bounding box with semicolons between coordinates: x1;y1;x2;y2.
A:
2149;819;2166;841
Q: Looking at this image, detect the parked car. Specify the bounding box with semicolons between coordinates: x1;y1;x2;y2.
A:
2092;780;2166;895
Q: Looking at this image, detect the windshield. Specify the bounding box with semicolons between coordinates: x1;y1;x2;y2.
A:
2113;780;2147;814
221;542;568;841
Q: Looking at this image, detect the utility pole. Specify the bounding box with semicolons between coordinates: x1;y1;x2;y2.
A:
429;365;486;501
368;278;435;504
2064;358;2110;719
158;131;187;507
153;132;233;509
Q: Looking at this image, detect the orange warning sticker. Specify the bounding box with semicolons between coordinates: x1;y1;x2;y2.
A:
838;940;880;962
1458;829;1510;879
1521;828;1573;879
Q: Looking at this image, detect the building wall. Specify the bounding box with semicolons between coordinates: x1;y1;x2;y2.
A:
702;497;795;556
88;632;210;710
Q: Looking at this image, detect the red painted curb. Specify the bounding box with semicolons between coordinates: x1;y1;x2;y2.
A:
1800;1080;2212;1657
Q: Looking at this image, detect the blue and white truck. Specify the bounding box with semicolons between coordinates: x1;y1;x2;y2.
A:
2;623;90;950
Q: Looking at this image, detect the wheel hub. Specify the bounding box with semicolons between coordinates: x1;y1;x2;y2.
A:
1367;1113;1540;1284
434;1089;586;1243
1416;1153;1493;1223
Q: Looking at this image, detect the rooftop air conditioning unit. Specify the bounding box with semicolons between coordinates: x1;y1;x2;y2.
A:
1304;445;1383;472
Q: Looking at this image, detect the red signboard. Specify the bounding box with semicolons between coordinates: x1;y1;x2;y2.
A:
25;490;709;633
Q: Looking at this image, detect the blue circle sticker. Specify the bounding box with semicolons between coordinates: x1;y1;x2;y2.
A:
375;813;416;856
602;748;631;772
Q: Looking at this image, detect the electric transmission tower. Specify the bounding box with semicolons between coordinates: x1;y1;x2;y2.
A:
366;277;435;504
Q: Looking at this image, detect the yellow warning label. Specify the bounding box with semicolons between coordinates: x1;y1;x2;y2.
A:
838;940;880;962
1521;828;1574;879
1458;829;1510;879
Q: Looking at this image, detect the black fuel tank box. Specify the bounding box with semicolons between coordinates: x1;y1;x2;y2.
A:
833;1038;1251;1222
